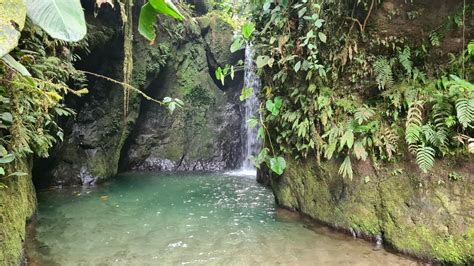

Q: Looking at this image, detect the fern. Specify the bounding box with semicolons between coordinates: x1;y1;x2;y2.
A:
455;98;474;128
354;105;375;124
405;101;424;149
429;32;440;46
378;126;399;160
416;144;435;173
432;101;453;128
374;57;393;90
338;155;353;180
422;124;447;149
398;46;413;77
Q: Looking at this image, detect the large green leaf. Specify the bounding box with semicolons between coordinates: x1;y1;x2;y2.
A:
26;0;86;42
139;0;184;41
138;3;158;41
269;156;286;175
242;22;255;40
149;0;184;21
0;0;26;57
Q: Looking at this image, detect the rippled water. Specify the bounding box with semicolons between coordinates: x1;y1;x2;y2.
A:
26;173;417;265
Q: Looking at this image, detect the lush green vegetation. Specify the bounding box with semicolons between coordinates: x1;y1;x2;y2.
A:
0;0;473;264
0;0;183;186
243;0;473;178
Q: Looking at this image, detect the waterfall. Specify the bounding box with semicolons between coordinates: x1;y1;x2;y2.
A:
240;44;261;171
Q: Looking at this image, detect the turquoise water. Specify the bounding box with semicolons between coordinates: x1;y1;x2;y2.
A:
26;173;417;265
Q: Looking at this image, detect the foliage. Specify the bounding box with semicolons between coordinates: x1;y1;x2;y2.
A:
0;22;88;180
26;0;86;42
247;0;473;178
138;0;184;42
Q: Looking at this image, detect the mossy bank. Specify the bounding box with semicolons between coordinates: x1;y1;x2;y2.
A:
0;159;36;264
259;157;474;264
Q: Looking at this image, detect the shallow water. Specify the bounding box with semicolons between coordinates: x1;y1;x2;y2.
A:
26;173;417;265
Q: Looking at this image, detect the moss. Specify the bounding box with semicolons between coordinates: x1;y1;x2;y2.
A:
0;159;36;264
268;157;474;264
196;16;211;30
204;10;239;30
384;223;473;264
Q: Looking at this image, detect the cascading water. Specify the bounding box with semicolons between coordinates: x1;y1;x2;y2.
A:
240;44;261;172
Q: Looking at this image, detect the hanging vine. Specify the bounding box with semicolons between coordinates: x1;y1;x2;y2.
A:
119;0;134;120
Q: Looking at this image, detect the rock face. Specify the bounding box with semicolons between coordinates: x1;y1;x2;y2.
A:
120;14;243;172
259;157;474;264
37;8;244;185
0;159;36;264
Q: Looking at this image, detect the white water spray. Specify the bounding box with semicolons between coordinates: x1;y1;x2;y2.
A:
239;44;261;176
225;44;261;178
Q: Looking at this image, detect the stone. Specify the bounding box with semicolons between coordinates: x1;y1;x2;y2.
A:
260;157;474;264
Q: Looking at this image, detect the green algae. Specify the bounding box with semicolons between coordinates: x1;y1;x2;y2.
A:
0;159;36;265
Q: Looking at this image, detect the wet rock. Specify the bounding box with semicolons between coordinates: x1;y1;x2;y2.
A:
186;0;211;15
263;157;474;264
121;38;243;172
202;12;243;70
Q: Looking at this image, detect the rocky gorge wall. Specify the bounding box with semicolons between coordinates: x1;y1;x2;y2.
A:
35;2;244;186
258;157;474;264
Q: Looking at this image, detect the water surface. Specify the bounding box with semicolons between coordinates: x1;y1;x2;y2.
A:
27;173;417;265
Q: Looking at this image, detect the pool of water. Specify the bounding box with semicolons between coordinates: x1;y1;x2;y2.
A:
26;173;417;265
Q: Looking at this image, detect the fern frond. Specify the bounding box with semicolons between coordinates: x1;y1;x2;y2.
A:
405;101;424;147
455;98;474;128
421;124;447;149
416;145;435;173
432;101;453;129
398;46;413;77
379;126;399;160
406;124;421;144
338;156;353;180
354;105;375;124
374;57;393;90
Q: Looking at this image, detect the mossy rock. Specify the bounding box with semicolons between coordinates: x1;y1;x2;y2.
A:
203;11;241;69
266;157;474;264
121;36;242;172
0;159;36;264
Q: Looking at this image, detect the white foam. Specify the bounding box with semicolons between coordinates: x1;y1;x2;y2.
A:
224;169;257;178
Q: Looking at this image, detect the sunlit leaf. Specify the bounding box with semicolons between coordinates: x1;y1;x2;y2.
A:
138;3;158;41
318;32;327;43
242;22;255;40
26;0;87;42
256;56;269;68
148;0;184;21
0;154;15;164
240;87;253;102
269;156;286;175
